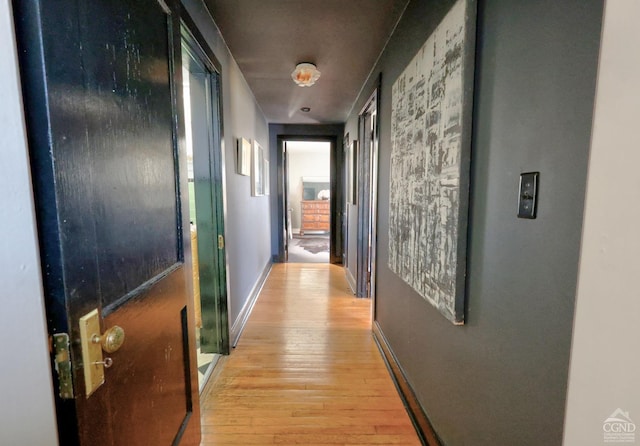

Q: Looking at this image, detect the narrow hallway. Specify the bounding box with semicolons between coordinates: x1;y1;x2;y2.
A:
199;264;421;445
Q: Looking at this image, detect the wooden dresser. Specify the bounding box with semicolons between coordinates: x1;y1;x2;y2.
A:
300;200;330;234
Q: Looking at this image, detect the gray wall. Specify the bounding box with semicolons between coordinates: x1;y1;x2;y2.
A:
183;0;271;326
564;2;640;444
344;0;603;444
0;2;58;444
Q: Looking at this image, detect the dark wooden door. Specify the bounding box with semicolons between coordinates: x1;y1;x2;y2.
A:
14;0;200;444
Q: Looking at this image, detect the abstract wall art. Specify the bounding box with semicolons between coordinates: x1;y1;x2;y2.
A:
388;0;476;324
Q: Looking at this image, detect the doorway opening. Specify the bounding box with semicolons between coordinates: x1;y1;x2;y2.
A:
355;88;379;303
181;24;229;392
284;140;331;263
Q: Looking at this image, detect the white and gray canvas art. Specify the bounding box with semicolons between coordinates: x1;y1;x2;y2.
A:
389;0;468;324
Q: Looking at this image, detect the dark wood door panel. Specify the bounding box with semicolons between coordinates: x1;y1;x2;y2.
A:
79;267;191;445
76;0;179;309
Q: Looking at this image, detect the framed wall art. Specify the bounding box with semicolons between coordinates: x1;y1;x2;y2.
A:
263;159;270;196
252;140;265;196
350;140;358;204
237;137;252;176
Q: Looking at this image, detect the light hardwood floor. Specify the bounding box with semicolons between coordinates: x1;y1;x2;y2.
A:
199;263;421;445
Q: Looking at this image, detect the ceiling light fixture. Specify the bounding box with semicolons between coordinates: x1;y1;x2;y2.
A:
291;63;321;87
300;107;311;113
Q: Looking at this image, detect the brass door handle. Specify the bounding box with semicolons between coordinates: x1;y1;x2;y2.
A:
92;325;125;353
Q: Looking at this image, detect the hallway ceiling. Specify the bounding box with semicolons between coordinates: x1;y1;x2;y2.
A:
204;0;410;124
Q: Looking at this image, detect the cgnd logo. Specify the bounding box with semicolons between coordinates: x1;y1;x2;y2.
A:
603;409;636;443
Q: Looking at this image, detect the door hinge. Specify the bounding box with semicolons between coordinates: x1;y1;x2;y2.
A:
218;234;225;250
53;333;75;399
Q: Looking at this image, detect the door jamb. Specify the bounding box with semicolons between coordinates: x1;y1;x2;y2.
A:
180;15;230;356
355;86;380;306
276;135;341;264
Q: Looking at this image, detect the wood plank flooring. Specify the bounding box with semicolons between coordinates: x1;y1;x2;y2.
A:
199;263;421;445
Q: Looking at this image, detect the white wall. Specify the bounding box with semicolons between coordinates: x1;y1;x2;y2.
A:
286;142;331;231
564;1;640;444
0;2;58;445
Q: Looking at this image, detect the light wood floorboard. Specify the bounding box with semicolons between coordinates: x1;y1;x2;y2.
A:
199;263;421;445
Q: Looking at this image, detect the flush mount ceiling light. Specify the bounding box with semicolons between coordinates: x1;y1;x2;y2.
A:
291;63;321;87
300;107;311;112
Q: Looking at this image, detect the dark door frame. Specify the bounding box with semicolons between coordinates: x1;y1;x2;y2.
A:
356;87;380;301
181;15;230;357
275;135;342;264
283;141;290;261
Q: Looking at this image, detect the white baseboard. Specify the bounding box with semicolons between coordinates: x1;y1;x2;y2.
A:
229;261;272;347
345;266;356;294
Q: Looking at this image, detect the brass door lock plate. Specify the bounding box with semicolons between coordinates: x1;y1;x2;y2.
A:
79;309;105;398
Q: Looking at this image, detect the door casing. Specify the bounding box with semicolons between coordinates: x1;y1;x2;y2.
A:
356;87;380;305
181;17;230;358
275;135;342;264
